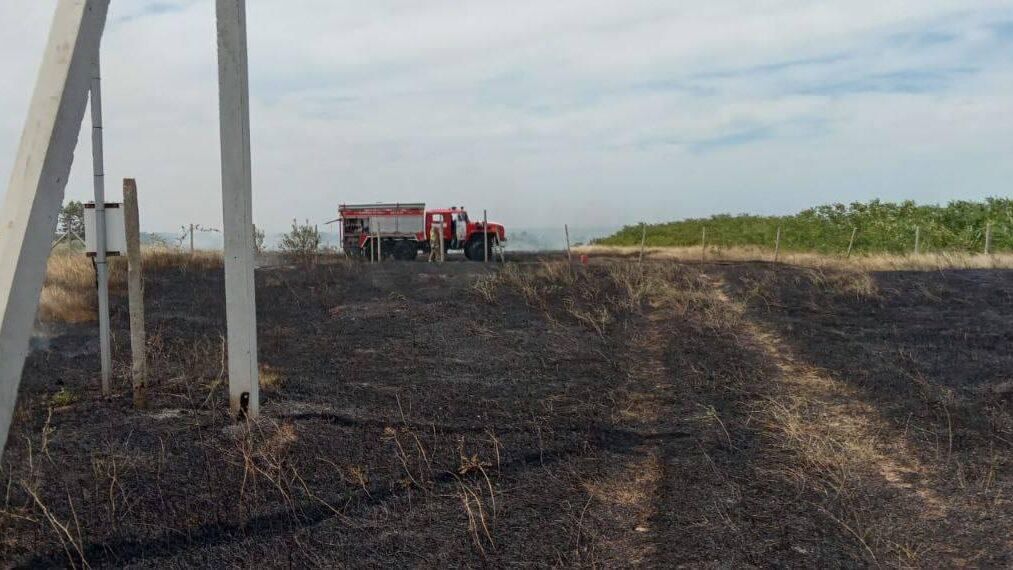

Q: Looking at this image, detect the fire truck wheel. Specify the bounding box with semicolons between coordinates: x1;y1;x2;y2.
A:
465;239;486;262
393;240;419;261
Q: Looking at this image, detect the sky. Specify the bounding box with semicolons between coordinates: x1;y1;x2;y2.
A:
1;1;1013;233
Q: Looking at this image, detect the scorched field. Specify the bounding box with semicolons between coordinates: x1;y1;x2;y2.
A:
1;251;1010;568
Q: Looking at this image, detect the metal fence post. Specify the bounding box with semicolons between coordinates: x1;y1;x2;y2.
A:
773;226;782;263
639;222;647;265
846;227;857;259
90;56;112;397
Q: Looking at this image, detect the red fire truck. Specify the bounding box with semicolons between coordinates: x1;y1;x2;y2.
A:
338;203;506;261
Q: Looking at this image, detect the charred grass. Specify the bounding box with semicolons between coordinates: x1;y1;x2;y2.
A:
718;263;1012;566
2;255;1010;567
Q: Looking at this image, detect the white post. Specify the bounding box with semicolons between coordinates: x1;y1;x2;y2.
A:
483;210;489;263
216;0;259;420
914;226;921;255
701;226;707;261
123;179;146;408
985;222;992;255
0;0;110;455
90;56;112;397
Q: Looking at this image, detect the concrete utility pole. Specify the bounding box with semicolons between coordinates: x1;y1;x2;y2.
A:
90;56;113;397
0;0;110;455
123;179;147;408
216;0;260;419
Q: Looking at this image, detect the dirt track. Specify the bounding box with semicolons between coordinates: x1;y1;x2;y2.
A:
1;254;1010;567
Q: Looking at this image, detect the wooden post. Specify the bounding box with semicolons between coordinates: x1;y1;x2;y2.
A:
216;0;259;420
189;223;195;253
0;0;110;455
846;227;857;259
565;224;572;263
483;210;489;263
701;226;707;261
773;226;782;263
639;222;647;265
123;179;147;408
914;226;921;255
439;221;446;263
985;222;992;255
90;56;112;397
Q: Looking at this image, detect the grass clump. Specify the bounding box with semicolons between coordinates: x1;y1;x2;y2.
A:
259;365;285;393
50;387;78;408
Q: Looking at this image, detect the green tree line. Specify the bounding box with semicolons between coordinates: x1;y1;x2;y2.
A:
596;198;1013;254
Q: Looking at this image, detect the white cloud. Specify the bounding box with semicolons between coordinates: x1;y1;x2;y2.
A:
1;0;1013;232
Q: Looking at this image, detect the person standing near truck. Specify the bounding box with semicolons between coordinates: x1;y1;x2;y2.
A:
428;223;441;262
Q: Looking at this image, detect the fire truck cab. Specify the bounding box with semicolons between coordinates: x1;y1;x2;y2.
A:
424;207;506;260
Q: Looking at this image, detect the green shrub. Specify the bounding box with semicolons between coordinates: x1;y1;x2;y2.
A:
596;198;1013;254
279;219;321;262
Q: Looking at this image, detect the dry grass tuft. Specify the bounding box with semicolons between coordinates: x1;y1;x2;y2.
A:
259;364;285;393
142;248;223;272
39;253;123;324
39;248;223;324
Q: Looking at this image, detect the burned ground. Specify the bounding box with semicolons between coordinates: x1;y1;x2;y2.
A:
1;253;1010;568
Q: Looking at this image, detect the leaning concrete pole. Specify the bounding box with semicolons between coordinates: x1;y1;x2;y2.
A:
0;0;110;455
90;57;113;397
216;0;260;419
